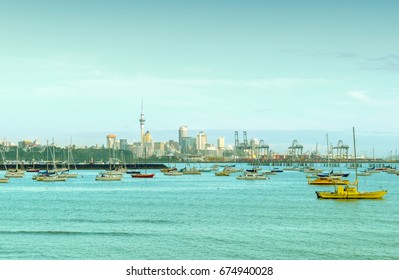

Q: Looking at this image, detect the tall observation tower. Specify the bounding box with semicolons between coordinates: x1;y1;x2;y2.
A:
139;100;145;146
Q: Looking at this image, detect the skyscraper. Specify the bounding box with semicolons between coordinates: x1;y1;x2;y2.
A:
179;126;188;151
143;130;152;143
106;134;117;149
217;136;225;150
196;131;207;151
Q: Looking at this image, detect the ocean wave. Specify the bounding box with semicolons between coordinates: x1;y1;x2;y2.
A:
0;230;155;237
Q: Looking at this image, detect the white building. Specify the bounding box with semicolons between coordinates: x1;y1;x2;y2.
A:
217;136;225;151
179;126;189;151
106;134;117;149
196;131;207;151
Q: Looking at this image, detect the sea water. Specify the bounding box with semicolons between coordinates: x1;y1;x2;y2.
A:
0;164;398;260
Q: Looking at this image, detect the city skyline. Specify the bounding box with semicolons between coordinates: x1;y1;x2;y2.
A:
1;1;398;157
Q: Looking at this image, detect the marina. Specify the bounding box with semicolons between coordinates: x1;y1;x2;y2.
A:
0;162;397;260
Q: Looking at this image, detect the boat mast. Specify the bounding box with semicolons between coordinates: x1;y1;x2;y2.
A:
67;137;71;170
1;150;7;171
326;133;330;171
52;138;56;170
352;127;358;187
46;140;49;171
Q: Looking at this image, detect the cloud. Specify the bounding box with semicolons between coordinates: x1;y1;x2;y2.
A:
348;90;372;103
362;54;399;72
244;77;329;89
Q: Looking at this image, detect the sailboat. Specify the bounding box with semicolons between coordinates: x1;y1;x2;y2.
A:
236;170;269;180
0;177;9;183
5;147;25;178
0;150;10;183
308;134;349;186
96;143;122;181
61;140;79;178
35;140;67;182
316;128;388;199
132;147;155;178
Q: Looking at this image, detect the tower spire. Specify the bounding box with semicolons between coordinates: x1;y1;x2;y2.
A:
139;99;145;146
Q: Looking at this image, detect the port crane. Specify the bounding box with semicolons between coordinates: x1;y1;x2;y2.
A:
332;140;349;159
288;140;303;160
234;131;269;160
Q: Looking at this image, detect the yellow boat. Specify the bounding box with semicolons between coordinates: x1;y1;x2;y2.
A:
160;167;177;173
316;180;388;199
316;127;388;200
215;170;230;176
0;177;9;183
181;168;202;175
308;176;349;186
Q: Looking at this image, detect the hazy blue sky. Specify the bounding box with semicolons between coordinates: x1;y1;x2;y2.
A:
1;0;398;156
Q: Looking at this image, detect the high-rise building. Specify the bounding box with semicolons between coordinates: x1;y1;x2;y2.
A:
143;130;152;143
179;126;188;151
196;131;207;151
181;137;196;154
217;136;225;150
119;139;129;150
106;134;117;149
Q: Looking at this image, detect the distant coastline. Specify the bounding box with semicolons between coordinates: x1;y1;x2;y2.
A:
0;163;168;170
0;159;396;171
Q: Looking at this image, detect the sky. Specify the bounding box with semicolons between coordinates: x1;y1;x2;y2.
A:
0;0;398;157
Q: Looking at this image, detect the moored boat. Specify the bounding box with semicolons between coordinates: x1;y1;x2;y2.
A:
4;147;25;178
132;173;155;178
302;167;323;174
210;164;220;171
262;170;277;175
0;177;9;183
316;181;387;199
180;167;201;175
36;174;67;182
26;168;40;173
95;172;123;181
61;172;78;178
199;168;211;172
160;167;177;173
215;170;230;176
308;175;350;185
236;171;269;180
315;128;388;200
357;170;372;176
4;169;25;178
163;170;183;176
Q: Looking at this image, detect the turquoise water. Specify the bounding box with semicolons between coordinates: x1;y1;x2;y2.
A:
0;164;398;260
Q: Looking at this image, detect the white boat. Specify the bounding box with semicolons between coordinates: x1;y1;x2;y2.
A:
236;171;269;180
0;152;10;183
61;172;78;178
180;168;202;175
262;170;277;175
95;171;122;181
0;177;9;183
36;174;67;182
179;163;202;175
224;165;243;173
163;170;183;176
199;167;211;172
95;143;125;181
357;170;372;176
35;140;68;182
5;169;25;178
302;167;323;174
5;147;25;178
59;144;79;178
210;164;220;171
